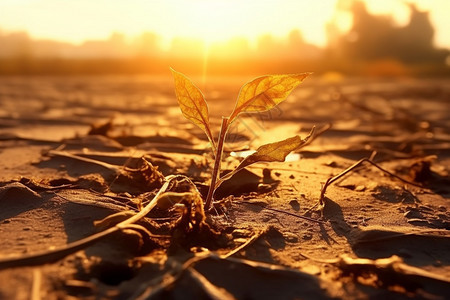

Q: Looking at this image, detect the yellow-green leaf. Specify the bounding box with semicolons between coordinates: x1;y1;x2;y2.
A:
171;68;216;150
229;73;311;122
215;127;315;189
236;135;303;169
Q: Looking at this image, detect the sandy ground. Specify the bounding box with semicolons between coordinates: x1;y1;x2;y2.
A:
0;75;449;299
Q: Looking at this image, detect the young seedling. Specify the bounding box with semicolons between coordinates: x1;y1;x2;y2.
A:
171;69;314;210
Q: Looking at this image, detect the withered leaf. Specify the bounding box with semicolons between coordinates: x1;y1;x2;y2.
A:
171;68;216;150
229;73;311;122
215;128;315;189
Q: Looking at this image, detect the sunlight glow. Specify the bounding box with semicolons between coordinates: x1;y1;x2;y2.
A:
176;1;245;45
0;0;337;47
0;0;449;49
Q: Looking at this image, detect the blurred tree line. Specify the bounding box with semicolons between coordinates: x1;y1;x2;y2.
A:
0;0;448;76
325;1;449;75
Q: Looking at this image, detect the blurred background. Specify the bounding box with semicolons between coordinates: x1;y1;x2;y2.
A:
0;0;449;77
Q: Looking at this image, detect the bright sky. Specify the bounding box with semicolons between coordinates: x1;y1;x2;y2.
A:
0;0;449;49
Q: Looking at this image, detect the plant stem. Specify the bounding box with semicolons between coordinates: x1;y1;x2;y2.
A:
204;117;229;211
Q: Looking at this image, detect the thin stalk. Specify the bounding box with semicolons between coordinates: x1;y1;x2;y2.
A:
319;158;423;206
205;117;229;211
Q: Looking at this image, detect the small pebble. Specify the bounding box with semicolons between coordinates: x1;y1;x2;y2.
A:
407;219;430;226
302;233;313;240
433;260;443;267
355;185;366;192
289;199;300;211
325;161;337;167
262;168;271;179
283;232;299;243
257;183;272;193
289;174;295;179
403;210;423;219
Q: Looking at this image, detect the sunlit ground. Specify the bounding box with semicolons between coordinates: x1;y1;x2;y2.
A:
0;1;450;299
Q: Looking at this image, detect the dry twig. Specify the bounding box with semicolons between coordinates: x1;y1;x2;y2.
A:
0;175;180;269
318;157;422;207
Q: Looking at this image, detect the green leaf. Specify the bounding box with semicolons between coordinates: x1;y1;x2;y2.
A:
229;73;311;122
171;68;216;150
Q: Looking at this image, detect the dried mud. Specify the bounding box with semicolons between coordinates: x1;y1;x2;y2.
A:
0;75;449;299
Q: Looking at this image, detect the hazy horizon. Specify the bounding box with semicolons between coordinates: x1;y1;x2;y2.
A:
1;0;450;50
1;0;448;76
